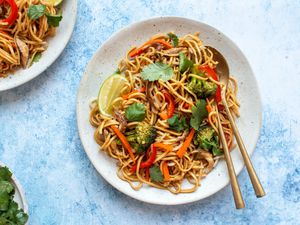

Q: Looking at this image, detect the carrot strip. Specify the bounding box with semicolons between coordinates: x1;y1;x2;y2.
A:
206;104;212;114
153;143;173;152
110;125;135;162
162;161;170;181
122;87;146;100
129;39;172;58
176;128;195;158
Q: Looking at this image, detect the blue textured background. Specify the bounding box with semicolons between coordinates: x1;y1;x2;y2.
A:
1;0;299;224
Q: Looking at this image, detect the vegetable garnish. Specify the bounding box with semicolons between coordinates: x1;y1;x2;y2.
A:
110;125;135;162
194;126;223;156
179;52;193;73
159;91;175;120
30;52;42;66
198;65;223;110
162;161;170;181
149;166;163;182
0;167;28;225
27;4;46;20
176;128;195;158
167;114;189;132
125;103;146;122
153;143;173;152
126;122;157;154
46;12;62;27
122;87;146;100
129;39;172;58
141;62;173;82
167;33;179;47
190;100;208;130
0;0;18;25
131;144;157;172
27;4;63;27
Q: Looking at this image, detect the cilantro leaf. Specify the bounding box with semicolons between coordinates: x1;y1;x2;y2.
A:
141;62;173;82
46;13;63;27
27;5;46;20
125;103;146;122
31;52;42;66
0;167;29;224
0;167;12;181
179;52;194;73
167;114;189;132
190;100;208;130
149;166;163;182
167;33;179;47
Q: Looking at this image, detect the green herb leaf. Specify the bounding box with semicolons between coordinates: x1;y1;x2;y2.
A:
0;167;29;224
179;52;193;73
31;52;42;66
27;5;46;20
149;166;163;182
125;103;146;122
141;62;173;82
0;167;12;181
167;33;179;47
212;146;223;156
114;68;121;74
190;100;208;130
167;114;189;132
46;13;63;27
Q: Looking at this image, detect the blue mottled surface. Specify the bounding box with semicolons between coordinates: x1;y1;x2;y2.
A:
0;0;299;224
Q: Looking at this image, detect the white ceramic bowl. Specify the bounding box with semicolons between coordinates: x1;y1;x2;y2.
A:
0;0;77;91
77;17;262;205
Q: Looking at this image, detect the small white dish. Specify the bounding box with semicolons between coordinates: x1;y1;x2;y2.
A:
77;17;262;205
0;0;77;91
0;162;28;214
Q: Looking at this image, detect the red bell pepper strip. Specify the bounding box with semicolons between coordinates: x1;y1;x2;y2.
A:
131;144;157;172
199;65;224;110
110;125;135;162
145;167;150;181
159;91;175;120
129;39;172;58
122;87;146;100
0;0;18;26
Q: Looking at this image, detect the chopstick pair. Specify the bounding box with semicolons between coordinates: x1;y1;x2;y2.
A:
215;99;265;209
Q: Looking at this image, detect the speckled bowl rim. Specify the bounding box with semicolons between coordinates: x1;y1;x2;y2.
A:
0;162;29;216
77;16;262;205
0;0;78;92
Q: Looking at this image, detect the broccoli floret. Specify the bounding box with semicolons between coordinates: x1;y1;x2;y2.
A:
126;122;157;154
188;77;217;98
193;126;223;156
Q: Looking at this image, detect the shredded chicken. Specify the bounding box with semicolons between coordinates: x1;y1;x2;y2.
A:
114;110;127;133
163;47;185;55
15;38;29;68
198;151;214;173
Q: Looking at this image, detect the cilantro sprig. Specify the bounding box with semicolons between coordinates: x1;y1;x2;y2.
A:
149;166;163;182
167;33;179;47
190;100;208;130
141;62;174;82
125;103;146;122
167;114;189;132
0;167;28;225
27;4;63;27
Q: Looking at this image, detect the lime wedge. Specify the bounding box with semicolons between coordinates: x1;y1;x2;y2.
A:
98;74;129;117
44;0;63;6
